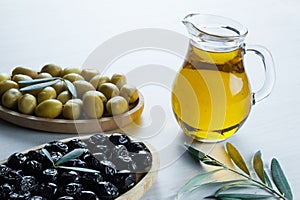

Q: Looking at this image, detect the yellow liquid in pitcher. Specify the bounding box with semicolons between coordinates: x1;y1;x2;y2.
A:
172;46;252;141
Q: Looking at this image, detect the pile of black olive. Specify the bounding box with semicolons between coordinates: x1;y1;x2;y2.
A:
0;133;153;200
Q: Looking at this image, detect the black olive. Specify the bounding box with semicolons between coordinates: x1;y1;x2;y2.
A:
77;190;99;200
81;172;103;189
63;159;87;168
127;141;149;153
6;170;23;185
7;153;27;170
23;160;42;176
29;196;46;200
40;168;58;183
16;176;37;193
82;153;101;170
0;165;12;184
92;144;113;160
130;150;152;172
63;183;82;196
0;183;14;198
50;152;63;163
58;171;80;186
56;196;74;200
9;191;31;200
93;181;119;200
99;161;116;182
111;145;129;158
109;133;131;147
88;134;108;146
114;156;137;172
27;149;52;168
113;170;136;193
66;139;87;151
44;141;68;154
35;182;57;199
93;152;108;162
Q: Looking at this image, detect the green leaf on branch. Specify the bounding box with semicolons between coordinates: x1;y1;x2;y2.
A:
20;79;60;92
184;143;222;167
41;148;54;165
64;79;77;98
226;143;250;176
207;193;273;199
56;148;86;166
57;166;100;174
176;169;223;199
271;158;293;200
18;77;58;84
253;151;266;183
264;170;273;188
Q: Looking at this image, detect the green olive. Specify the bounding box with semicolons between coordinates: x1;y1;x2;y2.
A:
61;67;82;77
90;75;110;88
67;98;83;106
63;101;82;120
0;73;11;82
120;84;139;103
57;90;72;104
73;80;95;98
98;83;119;100
12;66;38;79
1;88;22;109
41;64;63;77
83;91;107;104
36;72;52;79
81;69;100;81
82;93;104;119
111;73;127;89
35;99;62;118
63;73;85;83
106;96;128;116
12;74;33;88
0;80;19;97
37;86;57;104
52;81;67;95
18;93;37;115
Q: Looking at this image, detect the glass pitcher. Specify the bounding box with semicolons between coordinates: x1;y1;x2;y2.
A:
171;14;275;142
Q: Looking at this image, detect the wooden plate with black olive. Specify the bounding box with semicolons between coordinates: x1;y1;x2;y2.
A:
0;132;160;200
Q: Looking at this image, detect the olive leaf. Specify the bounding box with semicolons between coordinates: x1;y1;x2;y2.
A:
226;143;250;176
264;170;273;189
55;148;86;166
56;166;100;174
41;148;54;165
19;79;60;92
271;158;293;200
207;193;274;199
184;143;222;167
18;77;58;85
176;169;223;199
63;79;77;98
214;183;260;196
253;151;266;183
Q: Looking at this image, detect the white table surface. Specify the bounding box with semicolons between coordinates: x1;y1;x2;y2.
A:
0;0;299;199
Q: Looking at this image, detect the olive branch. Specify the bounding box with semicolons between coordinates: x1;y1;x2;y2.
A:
41;148;100;174
177;142;293;200
18;77;77;98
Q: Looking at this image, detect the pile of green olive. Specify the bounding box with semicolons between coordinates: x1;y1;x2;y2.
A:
0;64;139;120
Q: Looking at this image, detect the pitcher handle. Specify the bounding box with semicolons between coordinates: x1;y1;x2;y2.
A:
244;44;276;105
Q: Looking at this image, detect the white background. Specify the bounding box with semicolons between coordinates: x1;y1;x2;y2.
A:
0;0;299;199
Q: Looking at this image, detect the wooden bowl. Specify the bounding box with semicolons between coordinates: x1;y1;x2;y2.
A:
0;92;144;134
0;134;160;200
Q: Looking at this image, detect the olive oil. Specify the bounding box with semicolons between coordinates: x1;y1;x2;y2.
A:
172;46;252;142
